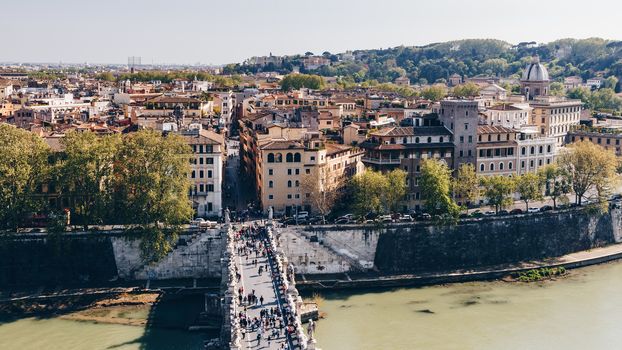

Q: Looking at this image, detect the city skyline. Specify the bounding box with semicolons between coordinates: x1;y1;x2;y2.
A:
2;0;620;65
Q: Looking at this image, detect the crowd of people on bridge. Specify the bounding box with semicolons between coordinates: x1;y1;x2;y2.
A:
233;224;301;348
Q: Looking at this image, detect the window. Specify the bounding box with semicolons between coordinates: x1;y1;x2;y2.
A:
306;169;311;174
295;180;300;187
199;170;204;178
275;153;283;162
530;147;535;155
460;136;464;143
267;153;275;163
310;156;315;161
509;162;513;170
288;169;292;175
199;157;204;165
207;184;214;192
459;150;464;157
295;169;300;175
490;163;494;171
206;157;214;165
440;137;444;143
268;195;274;200
500;162;504;170
191;170;196;178
480;164;485;172
415;137;420;143
268;169;273;175
547;145;551;153
269;181;274;188
286;153;294;162
287;180;292;188
199;184;204;192
208;170;212;178
294;153;301;162
287;194;292;199
464;123;469;130
521;161;525;169
521;147;526;155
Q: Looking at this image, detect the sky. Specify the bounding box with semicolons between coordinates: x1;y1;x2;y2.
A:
2;0;620;65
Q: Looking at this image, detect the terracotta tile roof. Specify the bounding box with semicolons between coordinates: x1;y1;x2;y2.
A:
477;125;517;134
260;140;305;150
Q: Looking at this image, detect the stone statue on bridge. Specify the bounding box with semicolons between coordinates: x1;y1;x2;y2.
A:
268;206;273;220
224;207;231;224
307;319;316;340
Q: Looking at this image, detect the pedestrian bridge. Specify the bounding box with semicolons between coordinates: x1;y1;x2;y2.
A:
220;222;318;350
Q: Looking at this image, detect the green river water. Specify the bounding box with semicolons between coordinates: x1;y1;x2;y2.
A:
2;261;622;350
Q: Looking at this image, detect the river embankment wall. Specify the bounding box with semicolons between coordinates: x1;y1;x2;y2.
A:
0;229;225;287
286;207;622;276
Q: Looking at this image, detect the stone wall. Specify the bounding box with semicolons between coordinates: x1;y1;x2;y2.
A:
0;229;225;287
285;207;622;275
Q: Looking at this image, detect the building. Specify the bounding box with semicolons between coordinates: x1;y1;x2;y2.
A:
530;97;582;145
438;99;479;167
302;56;331;70
483;103;532;129
567;127;622;156
449;74;463;87
359;118;454;211
182;128;226;218
520;55;550;100
476;125;518;176
394;76;411;87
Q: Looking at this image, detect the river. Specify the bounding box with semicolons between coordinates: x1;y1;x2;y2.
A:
2;261;622;350
314;261;622;350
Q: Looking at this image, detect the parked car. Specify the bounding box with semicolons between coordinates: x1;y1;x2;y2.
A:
190;218;206;226
308;216;324;224
540;205;553;212
338;214;355;221
363;219;375;224
484;210;496;216
527;207;540;213
334;218;350;225
497;210;509;216
510;208;523;214
377;215;393;223
400;214;414;222
295;211;309;220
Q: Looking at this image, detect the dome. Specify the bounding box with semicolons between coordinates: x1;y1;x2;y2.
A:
521;55;549;81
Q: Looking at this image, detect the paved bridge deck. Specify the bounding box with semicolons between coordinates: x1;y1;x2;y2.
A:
234;233;297;350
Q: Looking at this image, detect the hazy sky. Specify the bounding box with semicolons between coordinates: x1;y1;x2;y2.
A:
2;0;620;65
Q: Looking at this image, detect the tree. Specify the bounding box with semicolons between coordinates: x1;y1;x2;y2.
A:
0;124;50;229
480;175;516;213
349;170;387;218
301;167;342;223
452;82;481;98
421;85;447;101
114;130;194;262
557;140;618;205
549;82;566;96
280;74;325;91
516;173;544;211
419;159;460;217
539;164;571;209
453;163;479;209
383;169;408;213
56;131;120;226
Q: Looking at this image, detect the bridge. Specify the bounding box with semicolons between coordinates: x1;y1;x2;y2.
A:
218;220;318;350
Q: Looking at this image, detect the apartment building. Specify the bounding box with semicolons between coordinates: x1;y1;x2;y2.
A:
182;128;226;218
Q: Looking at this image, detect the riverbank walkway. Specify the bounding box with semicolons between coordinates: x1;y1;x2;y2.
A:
298;242;622;290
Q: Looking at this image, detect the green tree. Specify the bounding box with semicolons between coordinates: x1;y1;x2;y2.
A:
539;164;571;209
0;125;50;229
421;85;448;101
280;73;325;91
452;82;481;98
419;159;460;217
516;173;544;211
549;82;566;96
480;175;516;213
114;130;194;262
56;131;120;226
453;163;479;209
557;140;618;205
349;170;387;218
383;169;408;213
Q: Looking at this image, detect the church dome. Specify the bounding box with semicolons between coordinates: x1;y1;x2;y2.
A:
521;55;549;81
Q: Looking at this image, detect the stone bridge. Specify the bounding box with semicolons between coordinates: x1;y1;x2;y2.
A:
218;221;318;350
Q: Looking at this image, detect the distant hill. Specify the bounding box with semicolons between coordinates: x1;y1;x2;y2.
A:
225;38;622;87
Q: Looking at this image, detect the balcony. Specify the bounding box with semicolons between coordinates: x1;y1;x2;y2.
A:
362;157;401;165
